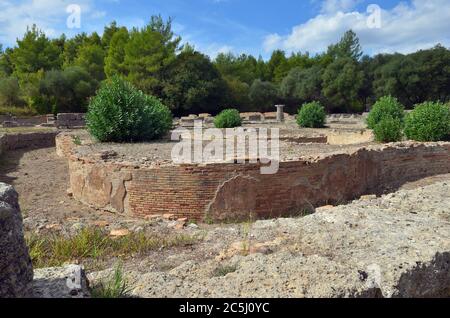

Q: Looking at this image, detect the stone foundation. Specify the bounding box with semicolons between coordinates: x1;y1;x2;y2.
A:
0;131;58;155
57;134;450;222
56;113;86;129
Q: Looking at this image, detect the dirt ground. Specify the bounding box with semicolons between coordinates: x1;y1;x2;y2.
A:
0;146;145;231
1;144;449;275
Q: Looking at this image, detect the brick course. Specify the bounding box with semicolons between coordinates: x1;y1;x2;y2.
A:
56;134;450;222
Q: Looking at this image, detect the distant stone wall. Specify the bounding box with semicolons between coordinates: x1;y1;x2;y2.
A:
57;133;450;222
327;114;364;123
1;115;48;127
56;113;86;128
0;132;58;155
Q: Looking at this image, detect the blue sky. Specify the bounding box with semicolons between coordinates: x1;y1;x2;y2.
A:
1;0;450;58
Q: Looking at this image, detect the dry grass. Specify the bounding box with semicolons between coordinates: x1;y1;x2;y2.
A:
26;227;201;269
0;126;55;134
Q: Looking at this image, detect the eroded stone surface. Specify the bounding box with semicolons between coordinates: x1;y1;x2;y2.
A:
0;183;33;298
33;265;90;298
88;181;450;298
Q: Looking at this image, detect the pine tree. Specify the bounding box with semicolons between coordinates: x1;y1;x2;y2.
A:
105;27;129;78
123;16;180;95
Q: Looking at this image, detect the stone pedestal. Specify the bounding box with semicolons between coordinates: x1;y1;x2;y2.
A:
275;105;285;122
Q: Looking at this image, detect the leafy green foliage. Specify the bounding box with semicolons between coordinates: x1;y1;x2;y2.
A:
327;30;363;61
124;16;180;94
0;46;14;77
74;43;106;82
34;66;97;114
322;57;364;113
214;53;260;85
404;102;450;142
86;76;172;142
162;50;227;115
10;25;62;79
280;65;322;103
367;96;405;129
0;76;24;106
2;22;450;119
248;79;278;112
101;21;120;50
105;27;129;78
297;101;326;128
373;117;403;143
214;109;242;128
373;45;450;108
224;76;251;112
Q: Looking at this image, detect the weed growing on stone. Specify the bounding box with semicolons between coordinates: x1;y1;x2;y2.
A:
241;221;252;256
71;135;82;145
212;264;238;277
91;263;131;298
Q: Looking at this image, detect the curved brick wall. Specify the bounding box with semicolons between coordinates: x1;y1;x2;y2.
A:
56;134;450;222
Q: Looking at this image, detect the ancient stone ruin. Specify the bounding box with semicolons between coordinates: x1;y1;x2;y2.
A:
56;130;450;222
0;183;33;298
1;110;449;299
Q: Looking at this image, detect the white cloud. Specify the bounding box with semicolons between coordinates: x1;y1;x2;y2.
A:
264;0;450;55
320;0;360;13
0;0;101;46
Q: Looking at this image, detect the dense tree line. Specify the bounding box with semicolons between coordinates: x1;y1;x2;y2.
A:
0;16;449;116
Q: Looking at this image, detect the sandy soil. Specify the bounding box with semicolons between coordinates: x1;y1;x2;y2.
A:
0;147;144;232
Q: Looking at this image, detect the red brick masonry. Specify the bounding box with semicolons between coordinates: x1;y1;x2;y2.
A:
56;134;450;221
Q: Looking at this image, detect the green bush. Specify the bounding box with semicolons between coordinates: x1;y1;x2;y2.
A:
86;76;173;142
214;109;242;128
404;101;450;142
367;96;405;129
373;117;403;143
297;101;326;128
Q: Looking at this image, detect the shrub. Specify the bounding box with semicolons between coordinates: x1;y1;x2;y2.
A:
367;96;405;129
404;101;450;142
214;109;242;128
373;117;403;143
86;76;173;142
297;101;326;128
